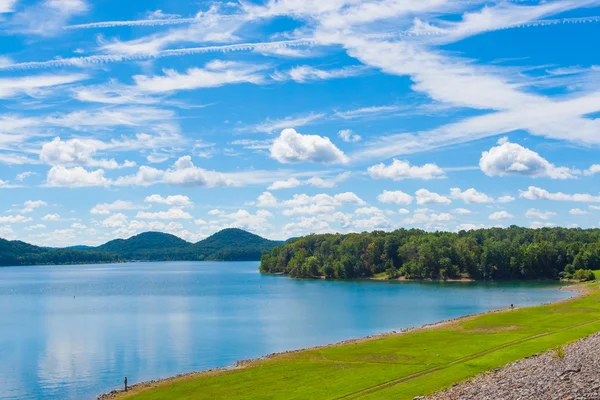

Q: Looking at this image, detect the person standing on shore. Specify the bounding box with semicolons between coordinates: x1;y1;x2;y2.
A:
124;377;128;392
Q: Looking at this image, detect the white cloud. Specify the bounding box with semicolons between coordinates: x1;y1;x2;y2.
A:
455;223;485;232
398;208;410;215
40;137;136;170
415;189;451;205
489;211;514;220
25;224;46;231
15;171;36;181
0;0;18;13
590;205;600;211
283;217;332;237
270;128;349;164
256;192;278;207
377;190;413;205
241;113;324;134
354;207;383;215
368;159;445;181
530;221;556;229
525;208;556;220
584;165;600;176
102;213;128;229
404;211;454;225
214;209;273;233
136;208;193;220
569;208;588;215
0;215;32;223
144;194;192;207
306;172;350;188
0;73;87;99
452;208;472;215
131;61;266;94
480;138;578;179
22;200;47;213
46;166;110;187
450;188;494;204
10;0;89;36
519;186;600;203
42;213;60;221
272;65;366;83
283;192;365;215
497;195;515;203
208;209;223;215
338;129;361;143
268;178;302;190
351;215;392;231
90;200;141;215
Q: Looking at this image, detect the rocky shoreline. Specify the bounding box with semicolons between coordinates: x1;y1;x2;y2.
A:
426;332;600;400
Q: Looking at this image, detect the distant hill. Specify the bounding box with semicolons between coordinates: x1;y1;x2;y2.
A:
96;232;191;260
0;238;121;267
193;228;285;261
0;229;284;266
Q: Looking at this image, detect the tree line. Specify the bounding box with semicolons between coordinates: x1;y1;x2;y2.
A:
260;227;600;281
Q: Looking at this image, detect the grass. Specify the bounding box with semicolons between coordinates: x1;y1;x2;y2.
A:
592;270;600;280
115;282;600;400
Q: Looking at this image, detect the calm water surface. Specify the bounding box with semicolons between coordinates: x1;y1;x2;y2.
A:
0;262;573;400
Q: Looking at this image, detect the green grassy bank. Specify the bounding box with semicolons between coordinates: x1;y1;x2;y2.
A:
113;283;600;400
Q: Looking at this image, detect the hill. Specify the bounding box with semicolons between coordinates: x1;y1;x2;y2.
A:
193;228;285;261
0;238;121;267
96;232;191;260
0;229;284;266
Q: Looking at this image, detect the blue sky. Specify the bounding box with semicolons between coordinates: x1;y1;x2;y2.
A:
0;0;600;246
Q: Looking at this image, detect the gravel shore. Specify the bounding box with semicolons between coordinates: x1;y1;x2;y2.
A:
426;332;600;400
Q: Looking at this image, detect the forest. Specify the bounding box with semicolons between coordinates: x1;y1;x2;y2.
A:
260;226;600;281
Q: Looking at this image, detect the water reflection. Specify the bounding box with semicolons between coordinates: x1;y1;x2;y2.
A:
0;262;573;400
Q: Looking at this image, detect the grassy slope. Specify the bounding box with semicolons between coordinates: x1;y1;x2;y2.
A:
118;283;600;400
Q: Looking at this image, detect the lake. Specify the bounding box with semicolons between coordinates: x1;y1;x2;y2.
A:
0;261;573;400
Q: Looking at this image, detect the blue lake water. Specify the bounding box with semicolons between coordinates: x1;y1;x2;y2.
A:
0;261;574;400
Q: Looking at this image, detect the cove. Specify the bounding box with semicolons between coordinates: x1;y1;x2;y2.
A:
0;261;573;400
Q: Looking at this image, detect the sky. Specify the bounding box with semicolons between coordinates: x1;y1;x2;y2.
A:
0;0;599;246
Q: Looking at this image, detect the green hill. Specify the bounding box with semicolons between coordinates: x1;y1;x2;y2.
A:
193;228;284;261
0;229;285;266
0;238;121;267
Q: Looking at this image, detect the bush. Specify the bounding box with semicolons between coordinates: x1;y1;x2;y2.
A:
572;269;596;282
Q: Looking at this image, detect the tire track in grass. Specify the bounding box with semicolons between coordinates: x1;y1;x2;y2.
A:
336;317;600;399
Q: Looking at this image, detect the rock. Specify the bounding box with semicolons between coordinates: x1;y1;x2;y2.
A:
426;333;600;400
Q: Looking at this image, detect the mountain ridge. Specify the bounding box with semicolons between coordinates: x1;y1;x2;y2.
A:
0;228;284;266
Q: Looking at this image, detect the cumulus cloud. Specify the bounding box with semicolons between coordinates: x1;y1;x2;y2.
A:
519;186;600;203
306;172;350;188
144;194;192;207
489;211;514;220
569;208;588;215
102;213;128;229
403;210;454;225
256;191;278;207
450;188;494;204
22;200;47;213
0;214;32;223
584;165;600;176
377;190;414;205
46;166;110;187
90;200;142;215
268;178;302;190
270;128;349;164
42;213;60;221
525;208;556;220
368;159;445;181
480;138;578;179
282;192;365;215
452;208;472;215
40;137;136;170
497;195;516;203
415;189;451;205
354;207;383;215
338;129;361;142
136;208;193;220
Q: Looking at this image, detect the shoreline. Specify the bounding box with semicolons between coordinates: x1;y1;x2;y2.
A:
98;282;585;400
